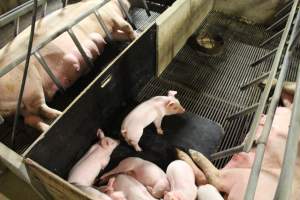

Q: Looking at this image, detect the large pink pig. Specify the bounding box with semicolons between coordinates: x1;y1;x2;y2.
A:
121;91;185;151
0;0;137;132
164;160;197;200
105;174;158;200
68;129;119;186
189;149;280;200
101;157;170;198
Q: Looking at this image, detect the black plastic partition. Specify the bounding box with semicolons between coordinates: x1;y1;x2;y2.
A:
25;25;156;179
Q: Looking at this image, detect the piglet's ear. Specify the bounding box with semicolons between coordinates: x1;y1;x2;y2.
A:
97;129;105;139
166;100;175;108
168;90;177;97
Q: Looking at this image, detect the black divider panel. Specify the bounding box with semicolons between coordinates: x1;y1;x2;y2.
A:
26;26;157;179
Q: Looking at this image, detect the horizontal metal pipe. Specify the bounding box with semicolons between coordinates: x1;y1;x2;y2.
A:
0;0;46;27
259;29;284;47
210;145;244;160
244;4;300;199
266;13;290;31
0;0;110;78
274;62;300;200
250;48;277;67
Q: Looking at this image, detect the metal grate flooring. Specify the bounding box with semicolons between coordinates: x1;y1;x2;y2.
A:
137;12;300;168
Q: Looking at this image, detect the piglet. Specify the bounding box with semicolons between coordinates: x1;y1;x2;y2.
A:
101;157;170;198
68;129;119;186
121;90;185;151
74;184;114;200
164;160;197;200
105;174;158;200
197;184;224;200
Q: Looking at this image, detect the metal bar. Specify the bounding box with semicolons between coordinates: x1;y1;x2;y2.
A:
117;0;136;29
41;1;47;18
13;17;20;37
94;10;113;42
0;0;110;78
226;98;272;121
62;0;68;8
289;28;300;51
0;0;46;27
266;13;290;31
210;145;244;160
259;29;284;47
141;0;151;16
240;70;281;90
274;0;293;18
34;51;65;93
250;48;277;67
11;0;38;147
244;5;300;200
274;63;300;199
243;0;298;153
67;29;94;69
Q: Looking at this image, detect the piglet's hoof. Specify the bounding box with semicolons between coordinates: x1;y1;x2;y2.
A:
157;128;164;135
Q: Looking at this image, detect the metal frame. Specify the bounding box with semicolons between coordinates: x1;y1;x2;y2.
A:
211;0;299;160
244;3;300;199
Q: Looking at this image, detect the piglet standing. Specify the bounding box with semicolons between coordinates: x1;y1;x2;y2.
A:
197;184;224;200
105;174;158;200
68;129;119;186
101;157;170;198
121;90;185;151
164;160;197;200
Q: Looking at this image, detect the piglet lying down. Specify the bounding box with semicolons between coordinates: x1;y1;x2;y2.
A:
121;90;185;151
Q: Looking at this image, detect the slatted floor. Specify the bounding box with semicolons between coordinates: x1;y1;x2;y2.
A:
137;12;300;168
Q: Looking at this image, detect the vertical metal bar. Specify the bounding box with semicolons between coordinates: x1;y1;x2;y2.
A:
289;29;300;51
0;115;4;125
274;64;300;199
11;0;38;147
244;6;300;200
141;0;151;16
259;29;284;47
266;13;290;31
41;1;47;18
62;0;68;8
34;51;65;92
117;0;136;29
67;29;94;69
14;17;20;37
93;10;113;42
250;48;278;67
274;0;293;18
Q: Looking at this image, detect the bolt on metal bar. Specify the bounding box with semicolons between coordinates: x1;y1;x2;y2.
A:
11;0;38;147
289;28;300;51
250;48;278;67
141;0;151;16
259;29;284;47
243;0;298;154
117;0;136;29
0;0;110;78
94;10;113;42
210;145;244;160
274;0;294;18
274;63;300;200
14;17;20;37
34;51;65;93
266;13;290;31
67;29;94;69
244;4;300;200
0;0;46;27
